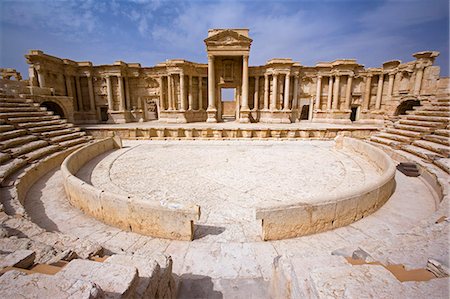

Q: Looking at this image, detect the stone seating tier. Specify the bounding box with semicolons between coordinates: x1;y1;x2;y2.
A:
0;94;92;185
370;95;450;173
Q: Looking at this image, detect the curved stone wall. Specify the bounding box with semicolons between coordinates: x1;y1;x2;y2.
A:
60;137;200;241
256;137;397;240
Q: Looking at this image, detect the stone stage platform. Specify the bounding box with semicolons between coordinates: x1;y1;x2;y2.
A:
81;121;382;140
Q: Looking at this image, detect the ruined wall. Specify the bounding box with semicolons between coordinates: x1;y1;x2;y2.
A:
24;50;444;124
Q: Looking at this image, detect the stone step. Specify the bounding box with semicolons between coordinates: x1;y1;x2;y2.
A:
40;127;80;138
408;110;450;117
23;145;60;162
0;270;104;299
6;115;60;123
400;144;442;162
55;259;138;298
422;134;450;146
0;152;11;164
0;97;32;103
0;106;42;112
1;111;53;118
0;158;27;183
412;140;450;157
431;101;450;107
0;102;35;108
0;129;27;141
385;128;422;138
436;98;450;102
414;105;450;111
401;114;450;123
434;158;450;174
377;132;412;143
59;136;89;148
393;123;433;133
398;119;445;128
9;140;49;157
28;123;73;133
17;119;67;128
49;131;86;143
434;129;450;137
0;135;38;150
0;124;15;133
369;136;401;148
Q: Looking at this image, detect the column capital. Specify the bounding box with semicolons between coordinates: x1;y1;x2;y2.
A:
208;55;214;61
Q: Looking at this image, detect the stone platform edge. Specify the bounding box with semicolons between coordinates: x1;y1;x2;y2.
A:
256;137;397;241
60;137;200;241
83;126;378;140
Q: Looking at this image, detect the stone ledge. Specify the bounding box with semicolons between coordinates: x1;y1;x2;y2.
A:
61;137;200;241
255;137;397;240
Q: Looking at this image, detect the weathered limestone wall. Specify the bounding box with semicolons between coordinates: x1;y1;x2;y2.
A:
255;137;396;240
60;137;200;241
25;47;443;125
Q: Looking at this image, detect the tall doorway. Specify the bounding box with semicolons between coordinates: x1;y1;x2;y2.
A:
221;88;237;122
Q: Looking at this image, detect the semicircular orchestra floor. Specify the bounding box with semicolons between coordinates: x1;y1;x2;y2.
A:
85;140;383;241
24;139;442;297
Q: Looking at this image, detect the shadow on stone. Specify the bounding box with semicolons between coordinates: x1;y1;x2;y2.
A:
193;224;225;240
176;273;223;299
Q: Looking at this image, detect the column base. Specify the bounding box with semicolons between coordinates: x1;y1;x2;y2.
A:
239;109;250;123
206;108;217;123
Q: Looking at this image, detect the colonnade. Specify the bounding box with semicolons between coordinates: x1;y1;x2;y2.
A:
159;74;205;111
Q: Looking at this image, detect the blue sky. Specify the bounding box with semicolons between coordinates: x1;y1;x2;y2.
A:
1;0;448;78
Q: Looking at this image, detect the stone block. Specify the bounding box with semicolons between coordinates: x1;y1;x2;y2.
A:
56;259;138;298
0;270;104;298
0;249;35;269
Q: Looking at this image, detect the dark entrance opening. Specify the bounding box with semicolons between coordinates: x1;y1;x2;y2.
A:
41;101;65;118
300;105;309;120
395;100;421;116
100;106;108;122
350;107;358;122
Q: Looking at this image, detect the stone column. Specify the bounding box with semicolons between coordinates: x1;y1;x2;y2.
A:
159;76;165;111
125;77;131;110
308;97;314;121
207;55;217;122
332;75;340;110
263;74;269;110
75;75;83;111
188;75;193;110
118;76;125;111
394;72;402;96
364;75;372;110
180;71;186;111
87;74;96;112
414;68;424;96
37;70;46;88
65;75;73;97
168;75;174;110
271;73;278;110
387;73;395;101
344;75;353;109
375;74;384;110
254;76;259;110
315;75;322;109
293;75;299;110
106;76;113;111
327;76;333;110
283;73;290;110
198;76;203;110
241;55;249;110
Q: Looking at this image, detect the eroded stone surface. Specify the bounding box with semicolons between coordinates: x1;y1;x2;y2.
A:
56;259;138;298
0;270;103;299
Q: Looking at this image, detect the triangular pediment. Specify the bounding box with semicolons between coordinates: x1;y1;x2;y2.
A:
204;30;252;45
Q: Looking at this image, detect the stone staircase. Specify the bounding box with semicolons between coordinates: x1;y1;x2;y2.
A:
0;94;92;185
369;95;450;173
